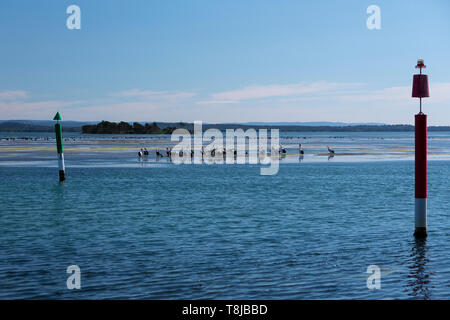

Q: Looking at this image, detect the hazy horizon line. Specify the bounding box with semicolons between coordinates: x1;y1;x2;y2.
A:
3;119;450;127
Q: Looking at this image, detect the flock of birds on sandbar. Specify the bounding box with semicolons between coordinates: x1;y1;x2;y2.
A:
137;144;336;160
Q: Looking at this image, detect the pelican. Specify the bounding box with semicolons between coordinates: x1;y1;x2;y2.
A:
299;144;304;155
271;146;277;155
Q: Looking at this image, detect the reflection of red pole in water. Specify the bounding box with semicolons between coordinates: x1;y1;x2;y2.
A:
412;59;429;238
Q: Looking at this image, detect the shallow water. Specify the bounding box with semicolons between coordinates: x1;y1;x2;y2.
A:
1;162;450;299
2;131;450;166
0;132;450;299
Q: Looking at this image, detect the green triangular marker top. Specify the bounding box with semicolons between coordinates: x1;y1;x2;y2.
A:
53;112;62;121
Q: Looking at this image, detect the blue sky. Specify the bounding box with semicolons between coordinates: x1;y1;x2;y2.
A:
1;0;449;124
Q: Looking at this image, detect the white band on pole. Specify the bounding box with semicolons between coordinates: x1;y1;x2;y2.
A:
415;198;427;229
58;153;65;171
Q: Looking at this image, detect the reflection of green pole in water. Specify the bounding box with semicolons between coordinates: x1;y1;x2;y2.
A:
53;112;66;182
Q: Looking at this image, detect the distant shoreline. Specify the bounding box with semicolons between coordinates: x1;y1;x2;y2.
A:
2;120;450;133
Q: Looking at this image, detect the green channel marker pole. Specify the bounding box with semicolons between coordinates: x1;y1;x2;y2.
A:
53;112;66;182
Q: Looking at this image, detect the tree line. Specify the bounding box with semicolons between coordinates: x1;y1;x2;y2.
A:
81;121;178;134
80;121;450;134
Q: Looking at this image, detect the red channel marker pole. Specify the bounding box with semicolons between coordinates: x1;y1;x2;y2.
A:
412;59;429;238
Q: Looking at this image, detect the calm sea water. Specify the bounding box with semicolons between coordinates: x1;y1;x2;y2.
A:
1;132;450;299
